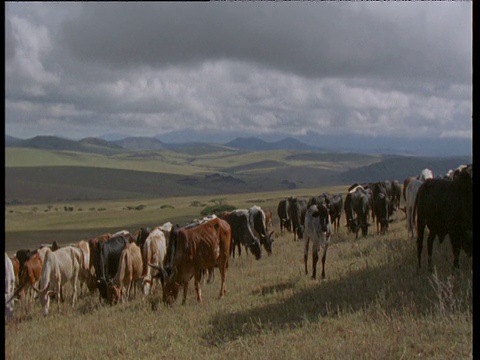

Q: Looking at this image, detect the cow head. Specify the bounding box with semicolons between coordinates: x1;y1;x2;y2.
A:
260;230;275;256
247;239;262;260
296;225;305;240
97;278;109;300
106;282;121;305
162;267;180;305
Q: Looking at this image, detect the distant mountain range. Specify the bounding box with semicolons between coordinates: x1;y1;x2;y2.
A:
4;134;324;154
5;132;472;158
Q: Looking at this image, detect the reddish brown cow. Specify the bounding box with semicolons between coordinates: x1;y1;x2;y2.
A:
264;208;273;232
13;252;44;308
158;217;231;305
9;255;20;288
88;233;112;270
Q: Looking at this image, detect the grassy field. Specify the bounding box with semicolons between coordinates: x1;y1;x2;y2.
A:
4;186;472;359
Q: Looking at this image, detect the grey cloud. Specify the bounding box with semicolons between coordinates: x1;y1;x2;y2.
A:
59;3;471;84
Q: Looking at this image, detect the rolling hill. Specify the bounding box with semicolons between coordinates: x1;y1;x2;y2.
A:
4;134;472;205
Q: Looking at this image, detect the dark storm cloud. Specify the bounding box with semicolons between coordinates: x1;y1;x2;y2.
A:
60;3;470;84
5;2;472;144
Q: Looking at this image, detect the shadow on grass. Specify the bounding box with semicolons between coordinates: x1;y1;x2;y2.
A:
204;240;472;345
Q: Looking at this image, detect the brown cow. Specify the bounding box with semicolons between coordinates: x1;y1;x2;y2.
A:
264;209;273;232
12;246;52;309
107;242;143;305
156;217;231;305
9;255;20;288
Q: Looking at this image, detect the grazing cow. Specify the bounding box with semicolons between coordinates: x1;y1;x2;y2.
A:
248;205;274;255
328;193;343;232
15;249;34;276
93;234;130;301
344;185;371;239
5;253;16;320
12;246;53;309
264;208;273;232
219;210;262;260
372;182;390;235
107;242;143;305
277;199;292;233
141;227;167;297
288;197;307;241
159;217;231;305
16;252;43;308
415;168;472;271
405;179;424;239
304;204;333;280
32;247;81;316
88;233;112;269
307;193;331;209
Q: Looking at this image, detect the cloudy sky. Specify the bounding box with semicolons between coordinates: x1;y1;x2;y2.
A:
5;2;472;146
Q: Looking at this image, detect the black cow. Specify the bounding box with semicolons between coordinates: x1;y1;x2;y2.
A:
344;185;371;239
390;180;402;213
93;234;130;300
277;199;292;233
372;182;390;235
288;197;307;241
307;193;331;209
415;167;472;272
219;210;262;260
328;193;343;232
135;227;151;250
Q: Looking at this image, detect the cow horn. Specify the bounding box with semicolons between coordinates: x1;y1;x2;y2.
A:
32;282;49;294
148;263;162;271
170;266;178;281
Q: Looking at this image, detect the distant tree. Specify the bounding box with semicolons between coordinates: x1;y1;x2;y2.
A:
200;204;236;217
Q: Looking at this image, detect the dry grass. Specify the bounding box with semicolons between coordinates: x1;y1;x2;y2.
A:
5;213;472;359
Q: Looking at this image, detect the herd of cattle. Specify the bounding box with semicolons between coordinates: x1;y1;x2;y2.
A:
5;163;472;320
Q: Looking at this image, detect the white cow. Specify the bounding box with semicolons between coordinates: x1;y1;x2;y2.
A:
405;178;425;240
419;168;434;182
33;247;81;316
304;204;333;280
142;227;167;297
5;253;16;320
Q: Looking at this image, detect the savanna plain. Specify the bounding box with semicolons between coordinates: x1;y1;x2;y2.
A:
4;145;472;359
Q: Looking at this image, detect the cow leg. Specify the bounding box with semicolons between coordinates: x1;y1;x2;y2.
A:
182;282;189;305
194;270;203;303
321;244;328;280
312;250;318;280
304;237;310;275
207;267;215;284
426;231;437;273
416;219;426;269
450;234;461;270
71;276;77;308
218;259;227;299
